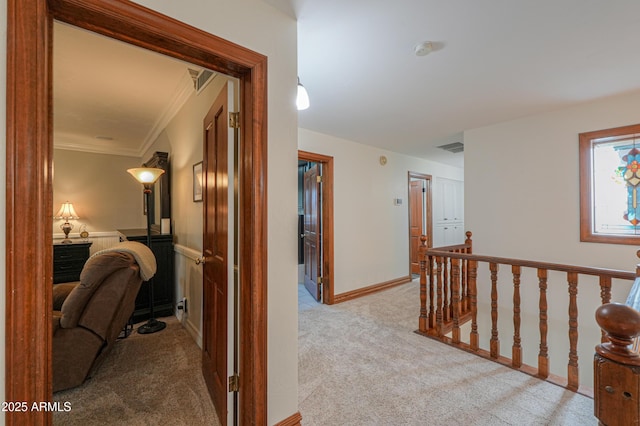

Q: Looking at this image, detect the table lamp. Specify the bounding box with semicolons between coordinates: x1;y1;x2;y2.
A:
54;201;79;244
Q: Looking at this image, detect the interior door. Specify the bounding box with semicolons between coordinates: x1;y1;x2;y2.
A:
303;164;322;301
202;82;230;424
410;179;425;274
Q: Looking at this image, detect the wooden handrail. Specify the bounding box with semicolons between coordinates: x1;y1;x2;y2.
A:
417;231;637;397
424;250;635;281
429;243;470;253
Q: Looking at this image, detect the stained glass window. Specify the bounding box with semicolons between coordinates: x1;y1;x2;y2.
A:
580;123;640;244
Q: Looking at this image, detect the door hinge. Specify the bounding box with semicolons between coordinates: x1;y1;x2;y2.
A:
317;277;323;285
422;187;426;193
229;112;240;129
316;175;323;183
228;374;239;392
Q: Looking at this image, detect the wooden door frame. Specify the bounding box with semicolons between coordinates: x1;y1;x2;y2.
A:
408;172;433;274
6;1;268;424
298;150;334;305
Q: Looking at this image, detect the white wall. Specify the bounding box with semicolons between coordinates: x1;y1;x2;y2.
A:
53;150;144;233
464;89;640;388
299;128;464;295
465;90;640;274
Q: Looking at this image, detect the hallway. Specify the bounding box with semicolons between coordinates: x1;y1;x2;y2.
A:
298;281;594;425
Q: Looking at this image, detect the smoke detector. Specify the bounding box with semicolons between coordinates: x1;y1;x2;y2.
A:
414;42;433;56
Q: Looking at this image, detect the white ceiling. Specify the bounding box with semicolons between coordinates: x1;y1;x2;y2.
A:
55;2;640;167
54;22;202;157
271;0;640;167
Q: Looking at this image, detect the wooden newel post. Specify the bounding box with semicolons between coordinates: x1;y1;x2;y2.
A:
464;231;473;254
594;303;640;426
419;235;428;332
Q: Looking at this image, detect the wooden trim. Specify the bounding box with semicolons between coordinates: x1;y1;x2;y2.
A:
6;1;53;424
298;150;335;305
298;150;333;164
579;123;640;245
274;411;302;426
7;1;268;424
240;55;269;425
333;276;412;304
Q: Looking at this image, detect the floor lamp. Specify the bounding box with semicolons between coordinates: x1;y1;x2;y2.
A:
127;167;167;334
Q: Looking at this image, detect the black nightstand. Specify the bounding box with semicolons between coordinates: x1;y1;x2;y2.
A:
53;242;92;284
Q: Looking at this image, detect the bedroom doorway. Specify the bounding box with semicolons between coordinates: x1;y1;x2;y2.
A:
7;1;267;424
298;151;335;305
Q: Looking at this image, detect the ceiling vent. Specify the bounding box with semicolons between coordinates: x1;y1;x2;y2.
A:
188;68;216;94
437;142;464;153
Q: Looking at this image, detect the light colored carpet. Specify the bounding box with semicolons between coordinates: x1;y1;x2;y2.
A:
299;281;596;425
53;317;219;426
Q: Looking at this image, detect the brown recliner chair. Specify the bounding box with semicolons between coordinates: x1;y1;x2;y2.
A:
52;241;156;392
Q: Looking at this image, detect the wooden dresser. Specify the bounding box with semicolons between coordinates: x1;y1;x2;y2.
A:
118;229;174;322
53;242;92;284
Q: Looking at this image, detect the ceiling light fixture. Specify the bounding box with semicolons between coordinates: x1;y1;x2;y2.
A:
414;41;433;57
297;77;310;110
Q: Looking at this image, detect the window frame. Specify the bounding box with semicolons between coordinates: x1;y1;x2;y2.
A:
580;123;640;245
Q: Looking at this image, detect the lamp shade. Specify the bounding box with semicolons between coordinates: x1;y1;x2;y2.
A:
296;77;310;111
127;167;165;185
54;201;79;220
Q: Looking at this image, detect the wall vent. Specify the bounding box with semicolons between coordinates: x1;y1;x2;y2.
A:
188;68;216;94
437;142;464;153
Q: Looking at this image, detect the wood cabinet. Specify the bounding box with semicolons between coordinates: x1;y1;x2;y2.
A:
119;229;174;322
53;242;92;284
433;178;464;247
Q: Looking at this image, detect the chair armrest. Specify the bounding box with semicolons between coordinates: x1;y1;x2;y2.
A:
53;282;79;311
52;311;62;335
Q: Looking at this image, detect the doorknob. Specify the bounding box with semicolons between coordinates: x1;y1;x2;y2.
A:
195;256;206;265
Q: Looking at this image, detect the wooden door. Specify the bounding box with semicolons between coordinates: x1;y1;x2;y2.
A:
410;179;425;274
202;83;230;424
303;164;322;301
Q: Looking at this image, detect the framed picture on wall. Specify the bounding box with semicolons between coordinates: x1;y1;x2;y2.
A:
193;161;203;202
